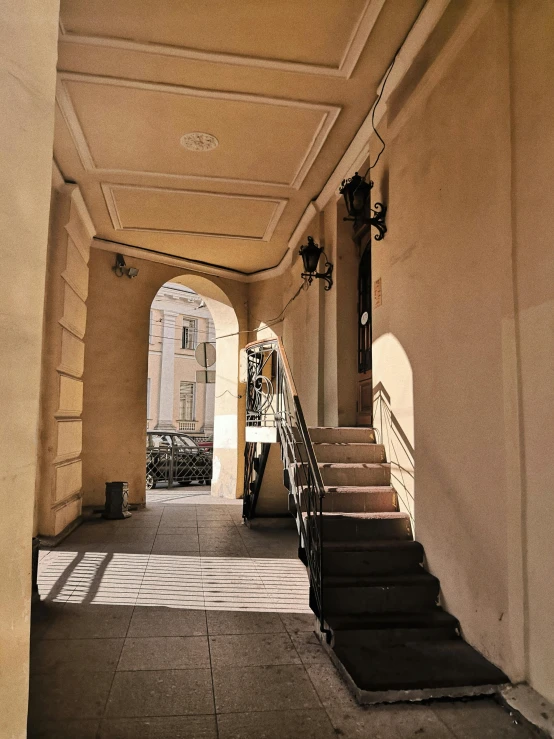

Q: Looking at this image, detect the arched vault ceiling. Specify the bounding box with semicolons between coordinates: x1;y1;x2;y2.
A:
55;0;425;275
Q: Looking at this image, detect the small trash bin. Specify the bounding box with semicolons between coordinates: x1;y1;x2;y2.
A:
103;481;132;520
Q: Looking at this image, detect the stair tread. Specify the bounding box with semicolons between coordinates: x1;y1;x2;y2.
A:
323;539;423;552
333;639;508;692
313;442;383;447
324;571;439;588
319;511;410;519
327;609;458;631
299;485;395;493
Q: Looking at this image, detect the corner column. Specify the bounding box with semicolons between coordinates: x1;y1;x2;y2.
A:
0;0;61;736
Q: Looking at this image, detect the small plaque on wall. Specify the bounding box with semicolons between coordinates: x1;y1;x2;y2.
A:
196;370;216;383
374;278;382;307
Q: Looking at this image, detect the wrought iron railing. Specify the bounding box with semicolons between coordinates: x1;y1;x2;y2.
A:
244;338;327;633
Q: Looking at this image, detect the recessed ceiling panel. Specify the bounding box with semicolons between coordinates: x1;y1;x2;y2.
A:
60;0;368;69
58;75;340;188
102;184;286;241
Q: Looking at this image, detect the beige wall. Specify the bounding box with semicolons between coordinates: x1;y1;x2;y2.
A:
512;0;554;704
82;249;247;506
245;0;554;702
0;0;60;735
35;182;94;538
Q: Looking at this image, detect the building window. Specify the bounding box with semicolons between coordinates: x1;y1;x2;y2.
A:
180;381;195;421
182;318;197;350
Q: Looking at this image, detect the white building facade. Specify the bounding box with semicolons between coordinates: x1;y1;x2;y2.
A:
148;282;215;437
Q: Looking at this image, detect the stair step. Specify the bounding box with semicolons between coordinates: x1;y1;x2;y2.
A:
308;427;377;444
322;572;440;616
295;462;391;487
322;538;423;576
316;512;413;541
313;443;386;464
299;486;397;514
333;640;508;694
327;609;460;647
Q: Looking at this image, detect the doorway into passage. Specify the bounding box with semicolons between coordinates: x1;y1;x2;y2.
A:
146;281;216;499
148;274;242;500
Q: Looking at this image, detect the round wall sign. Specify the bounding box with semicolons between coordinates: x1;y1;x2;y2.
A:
195;341;216;368
360;311;369;326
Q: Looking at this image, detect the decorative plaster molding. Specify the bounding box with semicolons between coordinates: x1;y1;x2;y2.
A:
100;183;287;242
56;72;340;190
92;238;251;283
250;0;453;283
58;0;386;80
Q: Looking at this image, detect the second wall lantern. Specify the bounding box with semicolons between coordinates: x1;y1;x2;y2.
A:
299;236;333;291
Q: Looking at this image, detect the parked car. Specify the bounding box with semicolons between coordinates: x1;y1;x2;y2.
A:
146;432;212;490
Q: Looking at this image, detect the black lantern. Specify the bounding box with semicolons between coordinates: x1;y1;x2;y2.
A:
299;236;333;291
339;172;387;241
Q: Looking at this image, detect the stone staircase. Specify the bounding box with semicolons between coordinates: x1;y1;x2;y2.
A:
294;426;508;703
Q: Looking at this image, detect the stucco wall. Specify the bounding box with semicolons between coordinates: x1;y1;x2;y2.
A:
0;1;60;735
512;0;554;704
82;249;247;505
372;2;514;674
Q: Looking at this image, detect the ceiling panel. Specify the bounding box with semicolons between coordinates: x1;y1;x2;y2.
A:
102;184;286;240
58;74;340;188
60;0;368;69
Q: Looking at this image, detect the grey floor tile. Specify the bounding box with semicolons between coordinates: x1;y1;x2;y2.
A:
197;520;239;529
43;603;134;639
27;719;100;739
117;635;210;670
289;631;330;665
280;612;317;634
431;699;536;738
105;669;214;717
28;671;113;720
217;709;338;739
31;637;124;673
152;534;200;552
158;519;198;529
128;606;207;636
210;632;300;668
206;610;285;635
391;703;456;739
213;664;321;713
200;545;250;557
305;662;358;709
101;542;154;554
99;715;217;739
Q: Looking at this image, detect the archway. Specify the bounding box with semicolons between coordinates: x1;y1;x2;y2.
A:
169;274;241;499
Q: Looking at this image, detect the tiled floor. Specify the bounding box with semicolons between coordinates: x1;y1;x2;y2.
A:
30;488;536;738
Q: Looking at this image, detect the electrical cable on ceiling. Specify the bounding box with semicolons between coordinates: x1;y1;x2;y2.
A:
364;51;399;176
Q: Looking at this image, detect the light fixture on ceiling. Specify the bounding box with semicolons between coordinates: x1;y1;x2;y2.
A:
113;253;139;279
180;132;219;152
299;236;333;291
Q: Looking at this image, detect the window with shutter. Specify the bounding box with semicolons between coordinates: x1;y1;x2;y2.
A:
182;318;198;350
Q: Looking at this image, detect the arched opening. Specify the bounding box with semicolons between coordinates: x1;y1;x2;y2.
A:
146;281;216;495
158;274;241;499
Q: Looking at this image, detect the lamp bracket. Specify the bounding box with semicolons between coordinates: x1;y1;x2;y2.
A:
301;260;334;291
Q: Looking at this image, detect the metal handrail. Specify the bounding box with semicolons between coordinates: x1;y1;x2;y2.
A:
244;338;327;634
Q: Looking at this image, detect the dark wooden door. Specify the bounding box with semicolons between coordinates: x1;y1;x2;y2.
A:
357;242;372;426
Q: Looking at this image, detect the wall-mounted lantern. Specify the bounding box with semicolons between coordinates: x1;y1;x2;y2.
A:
299;236;333;291
339;172;387;241
113;253;139;278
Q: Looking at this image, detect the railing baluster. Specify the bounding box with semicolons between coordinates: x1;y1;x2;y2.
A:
243;338;327;636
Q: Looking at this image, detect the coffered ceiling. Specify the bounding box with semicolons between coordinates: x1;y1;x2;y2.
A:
55;0;425;275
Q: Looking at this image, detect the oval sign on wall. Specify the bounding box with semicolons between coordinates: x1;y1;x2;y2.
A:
195;341;216;368
360;311;369;326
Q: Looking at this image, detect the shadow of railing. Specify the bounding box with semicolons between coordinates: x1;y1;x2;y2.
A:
373;382;415;525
